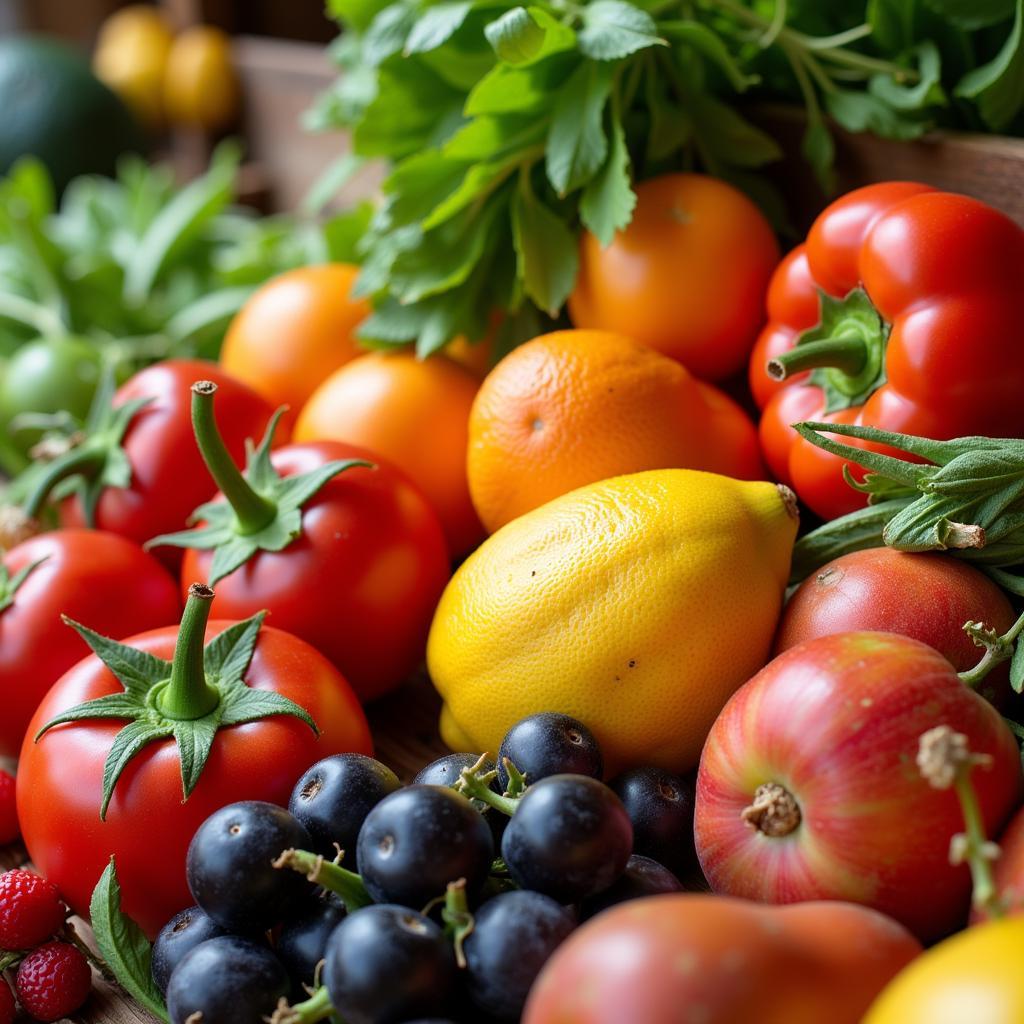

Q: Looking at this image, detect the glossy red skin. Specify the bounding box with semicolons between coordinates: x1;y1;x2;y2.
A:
16;620;372;938
776;548;1015;707
523;894;921;1024
182;441;450;703
695;631;1023;942
0;530;181;758
60;360;281;547
750;183;1024;520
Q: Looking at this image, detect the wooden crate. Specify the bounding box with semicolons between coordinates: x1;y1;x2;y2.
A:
4;33;1024;1024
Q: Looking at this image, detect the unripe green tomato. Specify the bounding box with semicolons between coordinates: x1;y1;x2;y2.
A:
0;335;102;469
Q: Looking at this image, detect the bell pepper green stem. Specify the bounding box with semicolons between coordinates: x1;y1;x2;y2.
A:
157;584;221;720
958;608;1024;689
21;445;105;520
191;381;277;535
273;848;373;913
766;332;867;381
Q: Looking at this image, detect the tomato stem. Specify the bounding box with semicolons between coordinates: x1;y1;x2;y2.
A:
190;381;278;535
158;583;221;720
21;445;105;520
766;332;867;381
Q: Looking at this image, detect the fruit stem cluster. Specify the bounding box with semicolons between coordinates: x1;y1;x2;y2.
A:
269;985;336;1024
959;608;1024;689
917;725;1004;919
273;848;373;913
455;754;521;816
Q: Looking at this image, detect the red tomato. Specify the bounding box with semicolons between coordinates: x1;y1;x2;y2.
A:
25;360;279;548
179;442;450;703
776;548;1016;707
524;894;921;1024
695;632;1022;941
17;615;372;937
0;530;180;758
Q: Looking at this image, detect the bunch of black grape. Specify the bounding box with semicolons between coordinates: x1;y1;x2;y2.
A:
155;713;697;1024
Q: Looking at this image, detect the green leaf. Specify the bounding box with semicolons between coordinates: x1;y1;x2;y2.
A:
203;611;267;683
302;153;366;216
0;555;47;614
406;2;473;54
580;112;636;245
174;715;222;799
802;115;836;192
124;143;239;303
421;155;523;230
35;692;150;738
90;860;169;1022
322;202;375;264
466;53;578;115
61;619;171;697
688;95;783;167
218;686;319;733
955;0;1024;130
826;89;930;140
546;61;614;195
101;721;173;818
661;21;758;91
357;297;431;343
869;42;945;111
486;7;547;63
363;2;417;65
390;201;503;302
511;180;579;315
924;0;1015;29
578;0;666;60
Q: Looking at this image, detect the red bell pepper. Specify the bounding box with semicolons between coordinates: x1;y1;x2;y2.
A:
749;182;1024;521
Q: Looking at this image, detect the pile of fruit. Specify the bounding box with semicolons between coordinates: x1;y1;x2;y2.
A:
3;3;1024;1022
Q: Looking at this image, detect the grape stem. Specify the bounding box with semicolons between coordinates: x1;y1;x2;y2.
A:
273;848;373;913
959;607;1024;689
268;986;337;1024
455;754;521;816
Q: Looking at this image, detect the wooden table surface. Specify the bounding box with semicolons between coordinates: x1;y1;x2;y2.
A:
1;675;449;1023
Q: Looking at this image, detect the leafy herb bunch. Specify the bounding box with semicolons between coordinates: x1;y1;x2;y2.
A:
314;0;1024;357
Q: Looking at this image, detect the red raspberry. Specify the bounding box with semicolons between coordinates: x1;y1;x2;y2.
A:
0;770;17;844
0;977;15;1024
0;870;65;949
16;941;91;1021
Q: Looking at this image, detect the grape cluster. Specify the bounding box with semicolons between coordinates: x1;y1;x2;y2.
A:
156;713;696;1024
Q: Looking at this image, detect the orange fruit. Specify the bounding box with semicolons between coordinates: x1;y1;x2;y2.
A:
294;352;484;558
467;329;765;533
162;24;240;132
569;173;779;380
220;264;370;428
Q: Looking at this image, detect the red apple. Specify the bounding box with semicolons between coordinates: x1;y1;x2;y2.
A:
695;631;1022;942
777;549;1014;706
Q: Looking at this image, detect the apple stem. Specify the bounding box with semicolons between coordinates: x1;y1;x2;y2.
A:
958;608;1024;688
740;782;801;837
916;725;1004;919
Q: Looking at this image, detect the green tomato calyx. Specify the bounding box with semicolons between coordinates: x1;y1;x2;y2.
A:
36;583;318;820
146;381;371;585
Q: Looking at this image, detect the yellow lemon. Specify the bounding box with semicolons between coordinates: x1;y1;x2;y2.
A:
163;26;240;132
427;469;798;773
865;917;1024;1024
93;5;174;127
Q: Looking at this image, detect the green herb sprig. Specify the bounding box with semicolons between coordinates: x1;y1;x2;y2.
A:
312;0;1024;357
